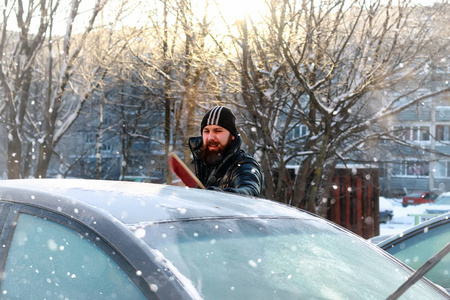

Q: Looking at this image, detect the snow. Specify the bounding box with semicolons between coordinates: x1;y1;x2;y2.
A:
379;196;393;212
379;197;432;237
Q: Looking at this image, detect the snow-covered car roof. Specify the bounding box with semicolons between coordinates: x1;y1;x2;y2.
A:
0;179;314;225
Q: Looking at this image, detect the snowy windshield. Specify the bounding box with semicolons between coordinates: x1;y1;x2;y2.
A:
435;194;450;205
140;218;444;299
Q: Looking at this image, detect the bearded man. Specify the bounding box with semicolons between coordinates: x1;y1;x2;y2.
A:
188;106;262;197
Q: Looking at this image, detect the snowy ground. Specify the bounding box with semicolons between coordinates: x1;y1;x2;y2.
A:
379;197;432;237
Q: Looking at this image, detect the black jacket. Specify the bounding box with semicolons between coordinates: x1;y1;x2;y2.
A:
188;135;262;197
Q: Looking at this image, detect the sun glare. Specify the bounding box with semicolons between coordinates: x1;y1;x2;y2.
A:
215;0;266;23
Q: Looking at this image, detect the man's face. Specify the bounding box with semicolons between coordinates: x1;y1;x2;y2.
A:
201;125;235;165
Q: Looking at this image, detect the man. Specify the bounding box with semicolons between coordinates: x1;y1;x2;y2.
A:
188;106;262;197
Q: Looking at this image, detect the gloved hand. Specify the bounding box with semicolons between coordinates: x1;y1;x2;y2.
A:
207;186;222;192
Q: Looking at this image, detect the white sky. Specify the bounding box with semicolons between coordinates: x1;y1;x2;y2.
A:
3;0;445;36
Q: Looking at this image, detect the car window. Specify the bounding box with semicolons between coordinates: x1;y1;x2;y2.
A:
407;193;423;198
384;222;450;290
141;218;445;299
0;213;147;299
435;195;450;205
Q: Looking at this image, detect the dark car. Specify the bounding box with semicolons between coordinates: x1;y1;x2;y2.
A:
0;179;448;299
402;191;438;207
376;213;450;293
379;196;394;223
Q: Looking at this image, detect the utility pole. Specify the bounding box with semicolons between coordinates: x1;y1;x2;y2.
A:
429;64;437;191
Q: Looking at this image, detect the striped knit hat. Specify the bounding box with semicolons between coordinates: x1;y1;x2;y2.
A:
201;106;238;137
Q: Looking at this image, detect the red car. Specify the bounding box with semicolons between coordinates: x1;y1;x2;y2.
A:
402;191;438;207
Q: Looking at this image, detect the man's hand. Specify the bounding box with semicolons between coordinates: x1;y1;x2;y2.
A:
207;186;222;192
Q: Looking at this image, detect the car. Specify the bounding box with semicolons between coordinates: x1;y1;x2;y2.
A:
0;179;448;299
379;196;394;223
375;213;450;293
402;191;438;207
426;192;450;215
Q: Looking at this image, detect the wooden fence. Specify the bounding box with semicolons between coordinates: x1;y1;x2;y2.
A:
326;168;380;239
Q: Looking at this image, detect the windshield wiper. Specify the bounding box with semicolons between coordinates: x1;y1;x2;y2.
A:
387;242;450;299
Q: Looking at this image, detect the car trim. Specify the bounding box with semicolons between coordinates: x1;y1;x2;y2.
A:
377;213;450;250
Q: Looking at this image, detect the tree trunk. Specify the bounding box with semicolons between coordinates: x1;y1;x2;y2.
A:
34;139;52;179
7;131;22;179
163;0;172;185
305;132;330;215
292;156;313;208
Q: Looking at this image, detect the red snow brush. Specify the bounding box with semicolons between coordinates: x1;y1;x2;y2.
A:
169;152;205;189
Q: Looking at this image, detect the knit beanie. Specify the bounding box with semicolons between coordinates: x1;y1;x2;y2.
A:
201;106;238;137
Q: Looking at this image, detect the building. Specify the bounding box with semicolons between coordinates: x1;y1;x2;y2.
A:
379;63;450;196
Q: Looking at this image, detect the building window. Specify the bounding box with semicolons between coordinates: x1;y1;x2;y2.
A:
287;124;308;140
154;127;164;141
436;125;450;142
392;161;429;177
294;125;308;138
394;126;430;142
86;133;96;144
406;161;429;176
435;161;450;178
437;91;450;106
103;117;112;126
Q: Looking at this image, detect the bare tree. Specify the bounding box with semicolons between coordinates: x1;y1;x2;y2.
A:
129;0;227;181
0;0;134;178
207;0;450;214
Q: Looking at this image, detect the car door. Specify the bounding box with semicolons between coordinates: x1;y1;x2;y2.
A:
0;202;150;299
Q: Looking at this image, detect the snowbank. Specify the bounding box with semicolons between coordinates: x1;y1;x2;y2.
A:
379;198;432;236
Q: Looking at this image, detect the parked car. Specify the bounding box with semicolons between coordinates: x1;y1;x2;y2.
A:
402;191;438;207
426;192;450;215
375;213;450;293
0;179;448;299
379;196;394;223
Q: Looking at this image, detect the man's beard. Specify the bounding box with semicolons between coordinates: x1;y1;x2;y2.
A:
201;137;233;166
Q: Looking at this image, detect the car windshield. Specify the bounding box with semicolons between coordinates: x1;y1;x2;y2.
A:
406;192;424;198
139;217;444;299
434;194;450;205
